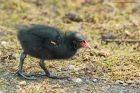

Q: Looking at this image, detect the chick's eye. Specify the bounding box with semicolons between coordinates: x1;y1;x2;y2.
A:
81;40;85;43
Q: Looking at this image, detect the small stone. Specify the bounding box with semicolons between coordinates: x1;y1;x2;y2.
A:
68;65;75;70
115;80;124;84
1;41;7;45
72;78;82;83
123;83;128;86
19;81;26;86
92;79;97;83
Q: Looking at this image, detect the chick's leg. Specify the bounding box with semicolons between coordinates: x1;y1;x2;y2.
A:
39;59;70;79
17;52;36;80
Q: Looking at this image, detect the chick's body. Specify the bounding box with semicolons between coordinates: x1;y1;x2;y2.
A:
18;25;76;59
17;24;90;80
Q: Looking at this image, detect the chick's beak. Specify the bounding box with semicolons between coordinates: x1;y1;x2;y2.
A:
80;41;91;48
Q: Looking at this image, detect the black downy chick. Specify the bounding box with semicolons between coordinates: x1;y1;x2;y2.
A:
17;24;90;80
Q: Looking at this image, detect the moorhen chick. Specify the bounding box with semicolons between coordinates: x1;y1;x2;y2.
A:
17;24;90;80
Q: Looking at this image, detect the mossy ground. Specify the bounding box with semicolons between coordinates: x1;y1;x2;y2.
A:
0;0;140;92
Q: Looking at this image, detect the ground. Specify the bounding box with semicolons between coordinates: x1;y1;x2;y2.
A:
0;0;140;93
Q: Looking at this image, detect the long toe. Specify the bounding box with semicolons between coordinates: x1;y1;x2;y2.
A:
16;71;37;80
27;73;46;77
46;74;70;80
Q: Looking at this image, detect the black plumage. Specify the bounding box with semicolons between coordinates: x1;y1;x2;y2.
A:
17;24;90;80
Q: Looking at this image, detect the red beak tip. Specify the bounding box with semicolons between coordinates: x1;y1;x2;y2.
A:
80;41;91;48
